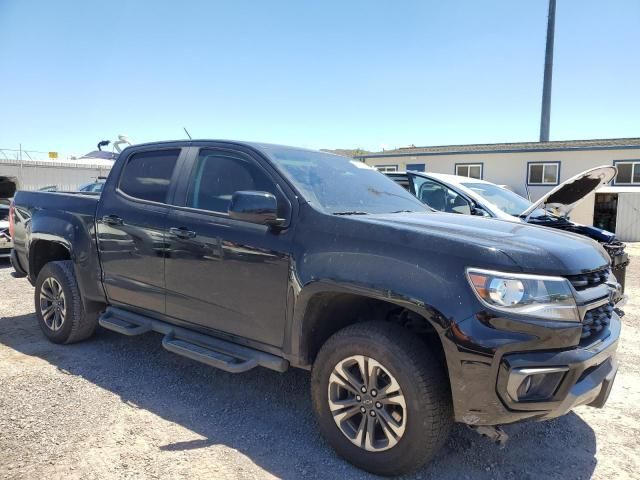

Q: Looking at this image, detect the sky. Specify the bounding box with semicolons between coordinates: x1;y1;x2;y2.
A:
1;0;639;157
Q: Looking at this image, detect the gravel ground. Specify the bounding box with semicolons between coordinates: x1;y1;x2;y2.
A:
1;246;640;480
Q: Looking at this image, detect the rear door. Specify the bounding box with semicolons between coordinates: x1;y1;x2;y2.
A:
164;145;293;347
96;146;188;314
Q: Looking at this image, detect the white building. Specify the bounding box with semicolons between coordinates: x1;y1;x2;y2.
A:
357;138;640;241
0;156;113;197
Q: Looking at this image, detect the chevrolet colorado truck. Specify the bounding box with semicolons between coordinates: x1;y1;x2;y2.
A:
10;140;623;476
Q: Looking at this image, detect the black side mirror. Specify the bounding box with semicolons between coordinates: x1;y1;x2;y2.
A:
228;191;284;227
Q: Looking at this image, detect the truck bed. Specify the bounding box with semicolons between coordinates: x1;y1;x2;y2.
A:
12;189;104;304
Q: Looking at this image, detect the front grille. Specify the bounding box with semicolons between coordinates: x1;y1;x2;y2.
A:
566;268;610;290
581;301;614;343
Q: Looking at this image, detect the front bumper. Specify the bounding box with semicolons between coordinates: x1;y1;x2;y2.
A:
449;311;620;426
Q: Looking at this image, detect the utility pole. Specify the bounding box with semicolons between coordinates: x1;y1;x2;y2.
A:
540;0;556;142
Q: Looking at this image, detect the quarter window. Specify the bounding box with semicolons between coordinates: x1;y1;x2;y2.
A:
615;161;640;184
455;164;483;179
119;150;180;203
187;150;280;214
413;177;471;214
528;162;559;185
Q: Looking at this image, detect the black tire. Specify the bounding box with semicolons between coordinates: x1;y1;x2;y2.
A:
10;250;28;278
311;321;452;476
34;260;97;344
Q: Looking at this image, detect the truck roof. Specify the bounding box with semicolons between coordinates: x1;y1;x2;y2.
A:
127;140;349;158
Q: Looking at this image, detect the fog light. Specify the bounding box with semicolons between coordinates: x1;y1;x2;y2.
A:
507;367;568;402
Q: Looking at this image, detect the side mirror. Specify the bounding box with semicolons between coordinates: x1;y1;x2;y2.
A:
471;205;490;217
228;191;284;227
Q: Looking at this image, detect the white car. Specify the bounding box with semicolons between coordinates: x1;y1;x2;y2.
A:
387;166;615;221
0;202;12;259
386;166;629;293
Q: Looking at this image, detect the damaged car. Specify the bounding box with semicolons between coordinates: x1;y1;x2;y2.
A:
387;166;629;293
0;201;12;259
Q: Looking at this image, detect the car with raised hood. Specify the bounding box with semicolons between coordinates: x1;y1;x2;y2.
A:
387;166;629;294
10;141;624;475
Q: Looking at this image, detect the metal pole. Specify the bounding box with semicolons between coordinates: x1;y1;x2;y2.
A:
540;0;556;142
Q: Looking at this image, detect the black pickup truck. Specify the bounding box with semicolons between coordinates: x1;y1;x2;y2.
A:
10;140;623;476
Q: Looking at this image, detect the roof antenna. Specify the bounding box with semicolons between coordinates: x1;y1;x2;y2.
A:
183;127;192;140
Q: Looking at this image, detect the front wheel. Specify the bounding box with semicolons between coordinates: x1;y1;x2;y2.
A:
311;321;452;476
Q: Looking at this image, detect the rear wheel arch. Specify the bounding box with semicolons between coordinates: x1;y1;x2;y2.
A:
29;239;72;281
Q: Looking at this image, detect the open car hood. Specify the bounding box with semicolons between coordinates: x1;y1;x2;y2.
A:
521;165;617;219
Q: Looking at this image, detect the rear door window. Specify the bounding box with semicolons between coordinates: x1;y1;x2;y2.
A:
119;150;180;203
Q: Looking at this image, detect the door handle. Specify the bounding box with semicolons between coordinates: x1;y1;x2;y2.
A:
169;227;197;239
101;215;123;226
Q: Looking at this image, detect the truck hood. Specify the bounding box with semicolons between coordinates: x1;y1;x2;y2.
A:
359;211;610;276
521;165;617;220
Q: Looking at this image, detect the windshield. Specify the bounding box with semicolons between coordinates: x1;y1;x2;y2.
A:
461;182;533;216
262;146;428;214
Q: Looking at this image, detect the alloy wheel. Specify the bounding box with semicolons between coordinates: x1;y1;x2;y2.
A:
39;277;66;331
328;355;407;452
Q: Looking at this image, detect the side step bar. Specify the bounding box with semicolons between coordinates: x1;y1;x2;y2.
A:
98;307;288;373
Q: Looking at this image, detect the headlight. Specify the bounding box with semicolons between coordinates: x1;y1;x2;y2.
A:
466;268;579;322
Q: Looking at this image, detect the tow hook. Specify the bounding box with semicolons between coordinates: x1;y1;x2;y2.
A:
468;425;509;447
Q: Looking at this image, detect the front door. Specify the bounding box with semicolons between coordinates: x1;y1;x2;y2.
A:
164;147;293;347
96;147;184;314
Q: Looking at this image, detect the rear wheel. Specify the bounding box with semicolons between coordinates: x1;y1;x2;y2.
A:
34;260;97;344
311;321;452;476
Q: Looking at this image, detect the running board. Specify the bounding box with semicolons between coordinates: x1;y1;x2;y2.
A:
99;309;152;336
98;307;288;373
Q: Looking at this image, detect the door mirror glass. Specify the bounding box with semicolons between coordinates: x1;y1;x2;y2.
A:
228;191;282;226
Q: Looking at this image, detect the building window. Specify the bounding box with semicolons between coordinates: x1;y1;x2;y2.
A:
406;163;425;172
527;162;559;185
375;164;398;173
455;163;483;179
614;161;640;185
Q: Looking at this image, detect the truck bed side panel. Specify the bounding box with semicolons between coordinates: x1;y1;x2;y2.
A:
13;191;107;305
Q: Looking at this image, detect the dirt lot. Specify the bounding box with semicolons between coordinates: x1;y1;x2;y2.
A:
1;246;640;480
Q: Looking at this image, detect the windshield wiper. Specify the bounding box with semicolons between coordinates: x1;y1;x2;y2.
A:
332;211;369;216
389;209;417;214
